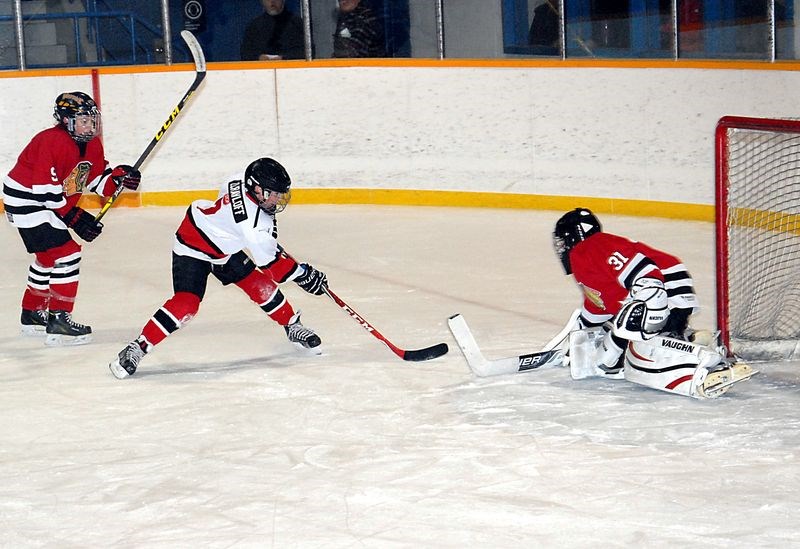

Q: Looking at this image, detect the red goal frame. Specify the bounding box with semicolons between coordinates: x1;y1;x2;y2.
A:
715;115;800;353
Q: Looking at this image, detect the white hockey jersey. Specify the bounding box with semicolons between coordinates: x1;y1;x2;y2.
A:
173;178;294;272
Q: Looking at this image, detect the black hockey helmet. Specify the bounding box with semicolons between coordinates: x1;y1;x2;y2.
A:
53;91;101;143
553;207;602;274
244;157;292;214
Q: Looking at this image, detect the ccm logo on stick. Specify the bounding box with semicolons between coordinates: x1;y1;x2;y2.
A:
342;306;375;333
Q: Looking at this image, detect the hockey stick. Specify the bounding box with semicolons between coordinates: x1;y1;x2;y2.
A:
447;309;581;377
322;286;449;362
95;30;207;222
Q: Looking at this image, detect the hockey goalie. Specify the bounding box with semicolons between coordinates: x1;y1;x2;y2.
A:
554;207;756;399
449;208;756;399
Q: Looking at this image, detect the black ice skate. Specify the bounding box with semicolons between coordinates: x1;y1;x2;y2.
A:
109;340;147;379
45;310;92;346
20;309;48;337
285;312;322;354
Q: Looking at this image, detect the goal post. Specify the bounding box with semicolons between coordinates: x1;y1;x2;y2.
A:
715;115;800;361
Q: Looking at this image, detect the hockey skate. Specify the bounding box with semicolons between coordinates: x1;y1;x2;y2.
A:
694;361;758;399
45;310;92;346
285;312;322;354
109;340;147;379
20;309;48;336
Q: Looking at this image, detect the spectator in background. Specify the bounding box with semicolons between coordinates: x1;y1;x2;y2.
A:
528;0;559;54
241;0;306;61
333;0;386;58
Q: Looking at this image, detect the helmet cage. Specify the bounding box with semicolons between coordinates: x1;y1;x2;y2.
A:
244;157;292;214
553;232;571;274
54;92;101;143
253;187;291;214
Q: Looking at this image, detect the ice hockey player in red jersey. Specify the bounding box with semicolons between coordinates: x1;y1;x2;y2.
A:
109;157;328;379
2;91;141;346
553;207;699;376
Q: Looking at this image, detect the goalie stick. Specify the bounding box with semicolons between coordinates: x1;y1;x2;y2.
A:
322;286;449;362
447;309;580;377
95;30;207;222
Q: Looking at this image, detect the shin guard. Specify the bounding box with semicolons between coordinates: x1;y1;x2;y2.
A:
140;291;201;348
235;270;294;326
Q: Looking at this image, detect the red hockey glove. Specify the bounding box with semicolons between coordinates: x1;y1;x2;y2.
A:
294;264;328;295
111;164;142;191
59;206;103;242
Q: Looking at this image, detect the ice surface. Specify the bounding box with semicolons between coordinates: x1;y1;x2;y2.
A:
1;206;798;548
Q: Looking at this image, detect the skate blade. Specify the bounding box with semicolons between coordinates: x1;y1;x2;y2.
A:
109;360;132;379
20;325;46;337
291;342;322;356
700;363;758;398
45;333;92;347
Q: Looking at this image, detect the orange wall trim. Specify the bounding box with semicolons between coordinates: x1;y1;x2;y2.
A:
3;57;800;80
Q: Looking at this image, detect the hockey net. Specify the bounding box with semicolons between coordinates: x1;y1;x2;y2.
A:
716;116;800;361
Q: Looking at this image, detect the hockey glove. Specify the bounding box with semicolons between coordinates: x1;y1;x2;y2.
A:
614;278;669;341
111;164;142;191
294;263;328;295
60;206;103;242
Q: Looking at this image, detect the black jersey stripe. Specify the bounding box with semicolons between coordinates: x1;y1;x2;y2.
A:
666;284;695;297
2;185;63;203
621;257;657;289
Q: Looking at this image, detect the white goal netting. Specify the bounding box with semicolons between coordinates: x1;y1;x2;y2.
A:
716;116;800;361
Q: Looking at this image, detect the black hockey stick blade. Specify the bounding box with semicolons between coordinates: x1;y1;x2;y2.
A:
321;285;448;362
402;342;449;362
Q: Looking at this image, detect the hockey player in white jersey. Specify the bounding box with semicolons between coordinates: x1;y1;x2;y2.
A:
109;157;327;378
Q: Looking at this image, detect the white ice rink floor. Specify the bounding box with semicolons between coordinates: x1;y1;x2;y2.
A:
1;205;798;548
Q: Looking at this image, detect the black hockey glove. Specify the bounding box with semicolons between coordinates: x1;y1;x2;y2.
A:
295;263;328;295
111;164;142;191
60;206;103;242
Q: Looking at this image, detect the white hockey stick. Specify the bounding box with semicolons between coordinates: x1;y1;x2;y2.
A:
447;309;580;377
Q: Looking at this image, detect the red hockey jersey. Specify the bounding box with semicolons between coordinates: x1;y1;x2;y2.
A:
2;126;114;229
569;232;698;325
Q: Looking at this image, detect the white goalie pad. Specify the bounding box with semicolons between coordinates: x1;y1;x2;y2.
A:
624;336;708;397
568;328;607;380
624;335;757;399
569;330;757;398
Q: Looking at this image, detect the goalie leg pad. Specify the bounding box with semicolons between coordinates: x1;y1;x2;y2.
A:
569;329;623;380
625;338;701;397
624;335;756;398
